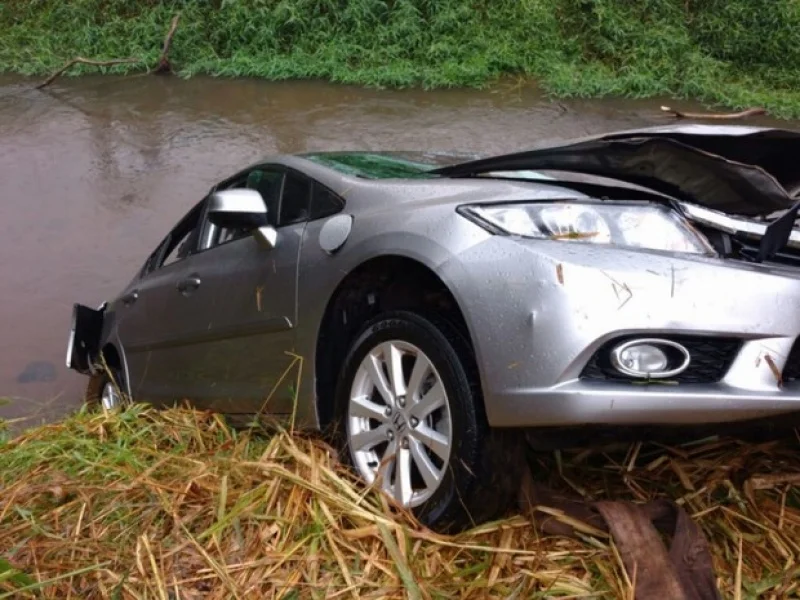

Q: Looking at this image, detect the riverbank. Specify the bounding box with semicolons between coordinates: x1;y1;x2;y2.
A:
4;0;800;118
1;405;798;597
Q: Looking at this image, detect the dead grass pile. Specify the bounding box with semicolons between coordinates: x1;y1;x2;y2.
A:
0;405;798;598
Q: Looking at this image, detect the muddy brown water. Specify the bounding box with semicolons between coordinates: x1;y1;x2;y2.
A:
0;73;794;430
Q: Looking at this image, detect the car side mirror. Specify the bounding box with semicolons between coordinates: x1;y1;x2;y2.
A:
207;189;269;230
207;189;279;249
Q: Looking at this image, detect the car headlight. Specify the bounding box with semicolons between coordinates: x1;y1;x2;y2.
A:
459;201;714;255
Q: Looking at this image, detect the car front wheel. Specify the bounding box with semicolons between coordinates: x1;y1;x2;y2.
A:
333;310;523;532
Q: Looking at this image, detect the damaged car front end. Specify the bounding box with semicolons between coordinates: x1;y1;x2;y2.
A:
430;124;800;427
437;124;800;262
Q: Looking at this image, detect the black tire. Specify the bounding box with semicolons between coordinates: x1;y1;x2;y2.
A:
332;310;524;533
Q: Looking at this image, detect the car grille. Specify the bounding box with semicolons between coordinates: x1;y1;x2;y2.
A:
782;339;800;383
581;336;742;384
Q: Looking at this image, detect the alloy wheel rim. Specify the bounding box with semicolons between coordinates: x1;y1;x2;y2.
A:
101;381;122;410
347;340;452;508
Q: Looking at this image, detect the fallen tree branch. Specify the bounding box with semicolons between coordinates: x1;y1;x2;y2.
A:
35;13;181;89
154;13;181;75
660;105;766;120
35;57;142;89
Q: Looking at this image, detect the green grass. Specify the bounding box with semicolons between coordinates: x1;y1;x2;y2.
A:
3;0;800;118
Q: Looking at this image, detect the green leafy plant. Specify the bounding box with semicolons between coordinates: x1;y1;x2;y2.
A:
3;0;800;117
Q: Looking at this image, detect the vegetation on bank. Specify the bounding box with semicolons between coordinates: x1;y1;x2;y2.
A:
1;404;799;597
4;0;800;118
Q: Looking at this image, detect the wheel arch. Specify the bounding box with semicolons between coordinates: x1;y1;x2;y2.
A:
97;336;131;395
313;253;481;430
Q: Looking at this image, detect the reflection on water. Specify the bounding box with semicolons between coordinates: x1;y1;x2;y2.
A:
0;74;791;427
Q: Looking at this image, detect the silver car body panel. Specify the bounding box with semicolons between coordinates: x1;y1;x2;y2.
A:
72;124;800;430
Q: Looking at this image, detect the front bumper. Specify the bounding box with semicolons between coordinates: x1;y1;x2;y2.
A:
442;237;800;427
491;381;800;427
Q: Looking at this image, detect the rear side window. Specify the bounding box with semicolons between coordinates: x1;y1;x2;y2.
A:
310;183;345;220
280;171;312;226
279;171;345;224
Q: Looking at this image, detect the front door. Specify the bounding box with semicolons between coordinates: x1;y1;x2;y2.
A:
165;166;312;415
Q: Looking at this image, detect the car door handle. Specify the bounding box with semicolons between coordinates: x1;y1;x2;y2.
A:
121;290;139;306
177;276;202;294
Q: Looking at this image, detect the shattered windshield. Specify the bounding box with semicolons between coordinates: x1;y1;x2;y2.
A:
303;151;480;179
303;152;438;179
304;151;556;182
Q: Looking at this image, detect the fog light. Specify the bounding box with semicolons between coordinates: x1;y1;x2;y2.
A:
619;345;667;372
610;338;691;379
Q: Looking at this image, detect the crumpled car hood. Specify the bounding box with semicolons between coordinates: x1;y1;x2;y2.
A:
432;125;800;217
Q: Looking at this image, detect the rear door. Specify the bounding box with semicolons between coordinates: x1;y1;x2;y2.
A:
115;198;224;404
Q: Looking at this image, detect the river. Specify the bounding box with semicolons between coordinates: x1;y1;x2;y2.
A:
0;73;791;429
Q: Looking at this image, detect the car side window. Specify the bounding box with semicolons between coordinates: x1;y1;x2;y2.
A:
193;167;346;255
279;170;312;226
142;200;204;276
310;182;345;220
162;227;196;267
210;168;284;247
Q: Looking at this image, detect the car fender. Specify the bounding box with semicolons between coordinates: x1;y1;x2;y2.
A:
293;214;493;428
97;307;133;396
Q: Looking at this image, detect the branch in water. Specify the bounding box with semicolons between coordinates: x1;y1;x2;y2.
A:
35;57;142;89
154;13;182;75
660;105;766;120
35;13;181;88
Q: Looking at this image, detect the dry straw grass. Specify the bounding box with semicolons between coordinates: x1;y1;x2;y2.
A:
1;405;799;598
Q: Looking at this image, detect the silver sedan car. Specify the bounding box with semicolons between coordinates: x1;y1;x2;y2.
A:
67;124;800;530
